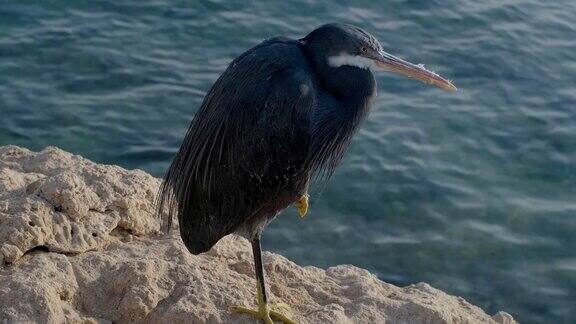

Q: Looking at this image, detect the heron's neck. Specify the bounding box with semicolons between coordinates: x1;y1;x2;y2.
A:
306;78;375;180
302;44;377;177
323;66;376;101
338;88;374;138
327;66;376;130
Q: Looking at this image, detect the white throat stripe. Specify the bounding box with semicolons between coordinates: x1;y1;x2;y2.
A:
327;54;375;70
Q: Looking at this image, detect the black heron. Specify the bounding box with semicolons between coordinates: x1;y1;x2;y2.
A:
158;23;455;323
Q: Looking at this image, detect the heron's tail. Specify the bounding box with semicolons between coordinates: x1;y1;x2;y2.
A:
155;149;185;235
155;181;173;235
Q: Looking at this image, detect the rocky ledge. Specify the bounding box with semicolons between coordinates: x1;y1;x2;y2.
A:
0;146;516;323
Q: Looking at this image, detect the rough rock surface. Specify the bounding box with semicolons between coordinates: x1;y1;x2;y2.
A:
0;146;516;324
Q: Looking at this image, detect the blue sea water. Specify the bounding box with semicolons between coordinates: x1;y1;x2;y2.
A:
1;1;575;323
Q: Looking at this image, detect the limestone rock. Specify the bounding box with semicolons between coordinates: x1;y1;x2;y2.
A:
0;146;516;323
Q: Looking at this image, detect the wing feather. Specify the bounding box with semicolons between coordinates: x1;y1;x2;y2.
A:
158;39;313;254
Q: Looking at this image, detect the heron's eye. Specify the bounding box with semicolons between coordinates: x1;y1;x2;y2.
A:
361;47;368;53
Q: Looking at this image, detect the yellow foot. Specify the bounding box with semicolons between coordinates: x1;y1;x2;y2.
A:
294;194;309;218
230;303;296;324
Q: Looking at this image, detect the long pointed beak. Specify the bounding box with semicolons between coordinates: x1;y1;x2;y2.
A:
373;51;457;92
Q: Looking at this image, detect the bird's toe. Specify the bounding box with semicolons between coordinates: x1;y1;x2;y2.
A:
294;194;309;218
230;303;296;324
269;303;297;324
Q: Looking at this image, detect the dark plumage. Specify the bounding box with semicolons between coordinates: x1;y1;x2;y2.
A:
157;23;455;323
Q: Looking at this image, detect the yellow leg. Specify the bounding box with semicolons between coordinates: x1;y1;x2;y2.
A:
230;279;296;324
294;193;309;218
230;237;297;324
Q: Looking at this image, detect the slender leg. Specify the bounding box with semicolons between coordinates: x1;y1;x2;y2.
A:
230;236;296;324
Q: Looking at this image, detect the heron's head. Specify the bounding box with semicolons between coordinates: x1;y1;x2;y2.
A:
302;23;456;92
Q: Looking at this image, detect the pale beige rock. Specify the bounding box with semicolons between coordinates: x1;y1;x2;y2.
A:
0;146;516;324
